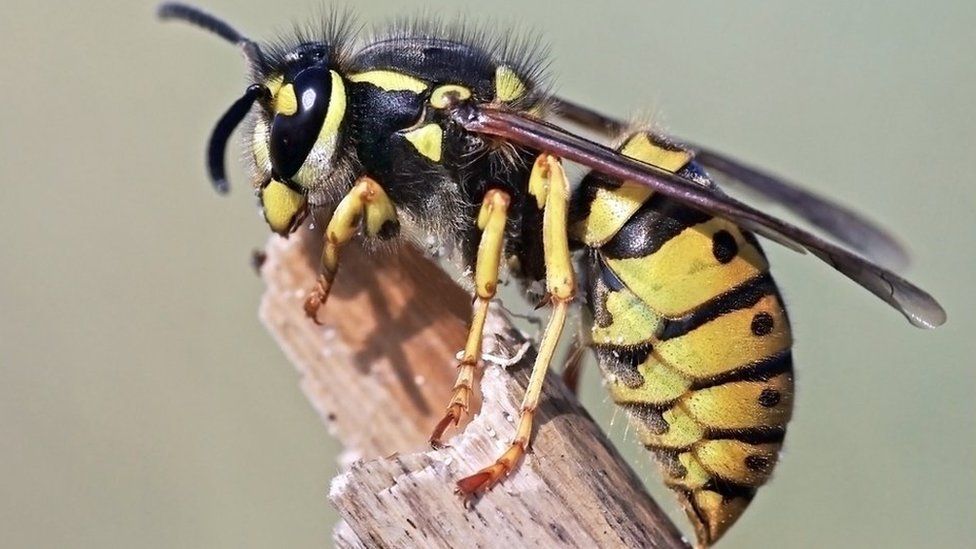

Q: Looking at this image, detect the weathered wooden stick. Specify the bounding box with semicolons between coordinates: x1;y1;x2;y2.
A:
258;227;687;548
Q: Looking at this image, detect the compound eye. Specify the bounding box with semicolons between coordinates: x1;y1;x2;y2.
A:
260;179;308;235
269;65;332;181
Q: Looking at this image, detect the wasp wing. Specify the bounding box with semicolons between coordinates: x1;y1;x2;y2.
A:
454;104;945;329
688;147;910;270
551;97;911;270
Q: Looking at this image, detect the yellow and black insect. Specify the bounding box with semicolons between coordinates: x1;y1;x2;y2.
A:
159;4;946;546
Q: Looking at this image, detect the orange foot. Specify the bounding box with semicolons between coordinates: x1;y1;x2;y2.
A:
455;442;525;497
303;275;331;325
429;403;465;448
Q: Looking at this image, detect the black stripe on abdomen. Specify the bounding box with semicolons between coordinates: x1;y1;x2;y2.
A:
600;194;711;260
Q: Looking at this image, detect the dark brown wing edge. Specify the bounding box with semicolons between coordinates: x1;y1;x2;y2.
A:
551;97;912;270
453;104;945;329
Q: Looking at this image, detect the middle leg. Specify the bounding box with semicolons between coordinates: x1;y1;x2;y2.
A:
456;154;576;495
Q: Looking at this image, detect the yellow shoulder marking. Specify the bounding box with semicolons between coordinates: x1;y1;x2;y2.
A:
403;123;444;162
430;85;472;109
348;70;428;93
495;65;527;102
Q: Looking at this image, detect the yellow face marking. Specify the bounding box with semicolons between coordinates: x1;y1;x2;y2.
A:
348;70;428;93
273;83;298;116
654;294;791;379
261;180;306;235
264;75;284;98
321;72;346;143
429;85;472;109
620;133;693;173
573;180;654;245
293;71;347;188
605;220;769;317
402;123;443;162
494;66;526;102
609;360;690;406
693;440;780;486
682;372;794;430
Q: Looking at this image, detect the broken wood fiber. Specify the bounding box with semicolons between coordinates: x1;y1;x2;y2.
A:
258;227;687;548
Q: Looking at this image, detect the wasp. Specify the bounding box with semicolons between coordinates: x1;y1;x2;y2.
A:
159;4;946;546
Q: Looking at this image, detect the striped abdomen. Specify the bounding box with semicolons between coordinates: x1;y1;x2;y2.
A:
571;133;795;546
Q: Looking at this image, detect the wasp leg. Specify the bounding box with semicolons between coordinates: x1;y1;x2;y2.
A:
456;154;575;495
430;189;511;447
304;175;398;323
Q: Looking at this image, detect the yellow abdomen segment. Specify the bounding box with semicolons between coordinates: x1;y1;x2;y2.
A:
577;132;795;546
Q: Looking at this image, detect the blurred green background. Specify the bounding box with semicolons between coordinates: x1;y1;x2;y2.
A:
1;0;973;547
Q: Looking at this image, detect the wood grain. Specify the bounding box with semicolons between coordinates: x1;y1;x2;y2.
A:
258;227;687;548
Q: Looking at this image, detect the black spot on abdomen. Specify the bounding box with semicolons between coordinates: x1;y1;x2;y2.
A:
745;454;772;472
757;388;781;408
750;312;775;336
712;230;738;264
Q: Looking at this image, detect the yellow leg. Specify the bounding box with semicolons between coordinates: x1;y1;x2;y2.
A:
456;154;576;495
430;189;511;446
304;175;398;323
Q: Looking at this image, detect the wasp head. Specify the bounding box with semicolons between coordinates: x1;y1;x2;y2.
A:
159;4;350;236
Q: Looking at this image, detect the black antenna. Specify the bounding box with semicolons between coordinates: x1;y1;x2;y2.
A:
158;2;266;71
207;85;269;194
157;3;247;44
159;3;269;194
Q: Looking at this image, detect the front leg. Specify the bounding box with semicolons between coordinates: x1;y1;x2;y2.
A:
304;175;398;323
456;154;576;495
